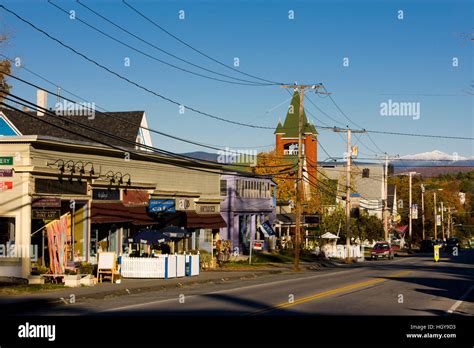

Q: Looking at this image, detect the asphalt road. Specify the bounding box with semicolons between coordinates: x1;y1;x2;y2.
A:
27;249;474;316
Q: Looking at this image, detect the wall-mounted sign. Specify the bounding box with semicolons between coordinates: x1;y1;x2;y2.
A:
176;198;195;211
197;204;219;214
35;179;87;195
32;198;61;208
92;188;120;201
149;199;175;213
32;209;60;220
0;156;13;165
0;169;13;177
0;181;13;190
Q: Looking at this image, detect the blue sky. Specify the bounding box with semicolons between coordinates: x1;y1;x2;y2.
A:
1;0;472;158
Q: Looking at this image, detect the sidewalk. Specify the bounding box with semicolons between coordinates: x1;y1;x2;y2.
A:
0;267;290;315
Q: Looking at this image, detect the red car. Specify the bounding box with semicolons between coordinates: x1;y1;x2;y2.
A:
371;242;395;260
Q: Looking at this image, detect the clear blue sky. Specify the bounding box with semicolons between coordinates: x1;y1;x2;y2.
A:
1;0;472;158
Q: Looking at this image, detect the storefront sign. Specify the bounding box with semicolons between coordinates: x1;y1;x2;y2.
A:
32;209;61;219
0;169;13;177
197;204;219;214
35;179;87;195
32;197;61;208
149;199;175;213
176;198;195;211
0;181;13;190
0;156;13;165
92;188;120;201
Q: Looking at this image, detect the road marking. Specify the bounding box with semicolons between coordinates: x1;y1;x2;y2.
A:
447;285;474;314
99;258;416;313
247;270;413;315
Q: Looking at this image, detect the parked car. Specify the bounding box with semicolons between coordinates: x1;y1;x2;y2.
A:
445;237;461;254
371;242;395;260
419;239;435;253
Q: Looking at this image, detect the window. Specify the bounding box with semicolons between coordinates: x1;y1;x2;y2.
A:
0;217;15;245
220;179;228;196
204;230;213;243
362;168;370;178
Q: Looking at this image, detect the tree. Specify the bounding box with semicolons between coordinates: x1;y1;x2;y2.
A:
0;34;11;101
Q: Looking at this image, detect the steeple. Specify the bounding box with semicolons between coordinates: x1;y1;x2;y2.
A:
274;91;317;138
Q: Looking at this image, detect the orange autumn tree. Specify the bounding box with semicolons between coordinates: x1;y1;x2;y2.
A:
253;150;323;214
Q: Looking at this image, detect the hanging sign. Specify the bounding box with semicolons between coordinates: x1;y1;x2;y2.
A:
411;204;418;219
32;209;61;219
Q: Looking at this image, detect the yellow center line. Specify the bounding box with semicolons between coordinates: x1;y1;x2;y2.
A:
247;270;413;316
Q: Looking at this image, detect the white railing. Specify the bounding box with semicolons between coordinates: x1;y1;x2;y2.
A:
120;253;200;279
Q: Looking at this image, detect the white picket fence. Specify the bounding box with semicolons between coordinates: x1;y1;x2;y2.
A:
120;254;200;279
313;244;362;259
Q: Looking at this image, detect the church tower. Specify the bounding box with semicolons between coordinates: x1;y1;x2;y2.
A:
275;91;318;196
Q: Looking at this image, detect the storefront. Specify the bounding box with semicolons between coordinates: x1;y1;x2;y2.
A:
0;136;223;278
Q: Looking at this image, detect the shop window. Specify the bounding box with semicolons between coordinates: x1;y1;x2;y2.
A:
362;168;370;178
204;230;212;243
220;179;228;196
0;217;15;245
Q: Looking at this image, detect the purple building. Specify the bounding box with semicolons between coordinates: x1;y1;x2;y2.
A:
219;174;277;254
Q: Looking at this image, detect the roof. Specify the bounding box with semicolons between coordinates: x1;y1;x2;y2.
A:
276;213;296;224
274;91;317;137
0;108;144;148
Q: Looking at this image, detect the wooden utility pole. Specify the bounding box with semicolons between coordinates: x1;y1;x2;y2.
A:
440;201;445;240
434;191;438;239
383;154;389;241
421;183;425;240
333;127;366;259
280;84;324;271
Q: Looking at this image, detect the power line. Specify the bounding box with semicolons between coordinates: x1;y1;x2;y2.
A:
3;91;298;176
50;0;275;87
0;4;277;130
121;0;280;85
1;69;281;161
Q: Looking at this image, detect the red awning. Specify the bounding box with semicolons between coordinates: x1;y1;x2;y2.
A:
91;202;132;224
185;211;227;229
127;205;160;225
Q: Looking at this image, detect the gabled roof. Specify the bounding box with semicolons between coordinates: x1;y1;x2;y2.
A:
0;108;144;148
274;91;317;137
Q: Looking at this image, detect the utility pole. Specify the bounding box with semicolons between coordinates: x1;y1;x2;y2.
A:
383;154;389;241
421;183;425;240
333;127;366;259
440;201;445;240
434;191;438;239
447;207;451;239
280;83;324;271
409;172;413;239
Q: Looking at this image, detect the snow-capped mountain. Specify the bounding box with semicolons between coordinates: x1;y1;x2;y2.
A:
393;150;474;177
399;150;469;161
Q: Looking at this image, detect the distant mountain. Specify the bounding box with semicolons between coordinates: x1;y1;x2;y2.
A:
393;150;474;177
399;150;470;161
181;151;218;162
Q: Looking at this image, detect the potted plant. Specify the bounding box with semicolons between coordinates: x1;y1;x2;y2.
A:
28;265;48;285
64;269;81;287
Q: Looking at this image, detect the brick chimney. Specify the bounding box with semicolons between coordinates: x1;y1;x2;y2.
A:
36;89;47;116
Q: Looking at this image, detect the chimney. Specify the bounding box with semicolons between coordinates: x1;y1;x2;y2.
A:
36;89;47;116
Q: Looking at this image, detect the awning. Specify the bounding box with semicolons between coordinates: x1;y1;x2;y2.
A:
185;211;227;229
128;205;160;225
91;202;132;224
276;213;296;225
